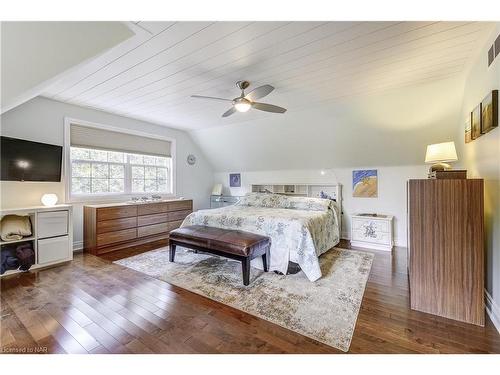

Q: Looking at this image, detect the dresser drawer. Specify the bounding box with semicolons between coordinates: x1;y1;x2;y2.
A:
167;209;191;222
352;229;391;245
97;228;137;247
168;200;192;212
138;213;169;227
97;217;137;234
97;206;137;221
137;203;169;216
38;236;70;265
352;218;390;233
37;211;68;239
137;222;169;238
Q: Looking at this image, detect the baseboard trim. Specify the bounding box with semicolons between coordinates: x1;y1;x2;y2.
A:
341;232;406;247
73;241;83;252
485;290;500;334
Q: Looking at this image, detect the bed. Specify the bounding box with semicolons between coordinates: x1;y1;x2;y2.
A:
180;192;341;281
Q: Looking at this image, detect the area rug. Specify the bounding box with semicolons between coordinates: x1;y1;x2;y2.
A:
114;246;374;352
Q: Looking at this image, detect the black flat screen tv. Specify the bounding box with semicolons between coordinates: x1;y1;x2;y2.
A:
1;136;63;182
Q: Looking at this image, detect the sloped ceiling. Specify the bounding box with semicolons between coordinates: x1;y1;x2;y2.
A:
0;21;137;113
30;21;497;170
40;21;495;131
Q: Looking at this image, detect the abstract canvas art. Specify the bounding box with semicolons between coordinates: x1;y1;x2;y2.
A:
465;114;472;143
481;90;498;134
352;170;378;198
471;104;482;140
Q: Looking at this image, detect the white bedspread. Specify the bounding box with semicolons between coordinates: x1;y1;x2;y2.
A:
181;193;340;281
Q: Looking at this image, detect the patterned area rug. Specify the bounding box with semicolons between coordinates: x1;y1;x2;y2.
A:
114;246;374;352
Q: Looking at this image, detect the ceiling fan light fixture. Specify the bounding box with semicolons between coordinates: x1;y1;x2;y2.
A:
233;98;252;112
191;81;286;117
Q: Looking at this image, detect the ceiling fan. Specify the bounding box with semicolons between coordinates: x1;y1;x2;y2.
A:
191;80;287;117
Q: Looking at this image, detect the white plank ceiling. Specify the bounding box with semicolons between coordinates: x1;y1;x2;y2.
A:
42;21;495;130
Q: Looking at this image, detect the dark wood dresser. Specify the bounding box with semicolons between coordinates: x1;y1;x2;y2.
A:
84;199;192;256
407;179;484;326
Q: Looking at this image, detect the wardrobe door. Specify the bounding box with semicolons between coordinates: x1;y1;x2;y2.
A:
408;179;484;326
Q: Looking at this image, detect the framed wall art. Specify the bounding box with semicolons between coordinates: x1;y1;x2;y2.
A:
471;104;482;140
481;90;498;134
352;169;378;198
465;114;472;143
229;173;241;187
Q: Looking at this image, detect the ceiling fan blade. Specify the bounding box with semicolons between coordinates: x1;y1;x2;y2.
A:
245;85;274;101
222;106;236;117
252;102;287;114
191;95;232;102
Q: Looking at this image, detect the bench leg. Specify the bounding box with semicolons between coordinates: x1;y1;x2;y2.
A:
242;258;250;286
169;243;176;262
262;247;270;272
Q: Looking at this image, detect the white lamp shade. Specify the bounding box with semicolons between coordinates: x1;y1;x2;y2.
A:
41;193;58;206
425;142;458;163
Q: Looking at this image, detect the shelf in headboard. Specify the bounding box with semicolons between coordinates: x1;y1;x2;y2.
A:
250;183;342;202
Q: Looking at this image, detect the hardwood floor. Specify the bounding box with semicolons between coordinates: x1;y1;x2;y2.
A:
1;241;500;354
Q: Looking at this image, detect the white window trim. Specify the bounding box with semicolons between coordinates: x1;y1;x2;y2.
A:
63;117;176;203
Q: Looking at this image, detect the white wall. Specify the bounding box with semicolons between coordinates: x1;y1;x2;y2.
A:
0;97;214;248
456;24;500;331
1;22;134;112
214;165;428;247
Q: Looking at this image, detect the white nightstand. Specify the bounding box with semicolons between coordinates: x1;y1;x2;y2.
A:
350;214;394;251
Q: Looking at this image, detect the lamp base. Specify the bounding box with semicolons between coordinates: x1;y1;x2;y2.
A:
428;162;452;178
429;162;451;172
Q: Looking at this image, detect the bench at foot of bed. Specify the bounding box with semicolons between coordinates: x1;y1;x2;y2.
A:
168;225;271;286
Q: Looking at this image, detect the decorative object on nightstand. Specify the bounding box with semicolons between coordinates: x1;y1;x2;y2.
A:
428;170;467;179
424;141;458;177
350;214;393;251
211;183;222;196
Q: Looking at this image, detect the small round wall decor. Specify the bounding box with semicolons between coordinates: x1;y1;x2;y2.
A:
187;154;196;165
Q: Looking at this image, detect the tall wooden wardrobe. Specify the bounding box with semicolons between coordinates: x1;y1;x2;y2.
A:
407;179;484;326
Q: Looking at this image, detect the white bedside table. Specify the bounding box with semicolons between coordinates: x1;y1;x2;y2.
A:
350;214;394;251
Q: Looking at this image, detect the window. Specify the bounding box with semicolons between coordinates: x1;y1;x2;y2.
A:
65;118;175;201
70;146;172;197
129;154;169;193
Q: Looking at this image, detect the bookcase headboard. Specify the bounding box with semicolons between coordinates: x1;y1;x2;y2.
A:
250;183;342;202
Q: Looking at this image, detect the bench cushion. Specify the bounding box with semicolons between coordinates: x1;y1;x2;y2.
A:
169;225;270;257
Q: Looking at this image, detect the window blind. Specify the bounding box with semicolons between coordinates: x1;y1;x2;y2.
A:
70;124;172;157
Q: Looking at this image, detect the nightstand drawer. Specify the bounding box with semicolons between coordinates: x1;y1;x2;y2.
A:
352;229;391;245
352;218;390;233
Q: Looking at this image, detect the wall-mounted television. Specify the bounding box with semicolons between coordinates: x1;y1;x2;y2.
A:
1;136;63;182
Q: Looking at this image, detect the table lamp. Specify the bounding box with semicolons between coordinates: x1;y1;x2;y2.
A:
41;193;58;206
425;141;458;175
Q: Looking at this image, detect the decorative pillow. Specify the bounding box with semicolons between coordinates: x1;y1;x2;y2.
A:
236;192;332;211
320;190;337;202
